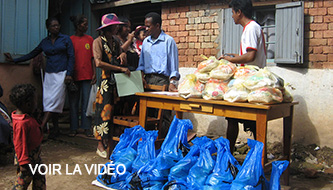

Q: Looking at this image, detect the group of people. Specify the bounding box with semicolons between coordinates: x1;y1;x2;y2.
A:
4;11;180;189
3;0;267;188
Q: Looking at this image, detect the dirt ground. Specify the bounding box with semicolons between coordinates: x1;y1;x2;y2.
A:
0;124;333;190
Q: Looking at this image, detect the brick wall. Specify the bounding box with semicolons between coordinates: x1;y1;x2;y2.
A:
162;0;224;68
161;0;333;69
304;0;333;69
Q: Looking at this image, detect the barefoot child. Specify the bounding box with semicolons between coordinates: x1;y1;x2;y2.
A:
10;84;46;190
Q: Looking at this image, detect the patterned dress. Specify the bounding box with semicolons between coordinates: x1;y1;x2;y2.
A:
93;35;122;140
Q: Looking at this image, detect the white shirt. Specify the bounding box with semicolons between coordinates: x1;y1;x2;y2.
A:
240;20;267;68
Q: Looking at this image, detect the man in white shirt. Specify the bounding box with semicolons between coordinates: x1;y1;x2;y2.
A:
219;0;267;153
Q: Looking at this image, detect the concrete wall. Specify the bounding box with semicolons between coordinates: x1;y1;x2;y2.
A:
179;67;333;147
0;64;43;113
161;0;333;148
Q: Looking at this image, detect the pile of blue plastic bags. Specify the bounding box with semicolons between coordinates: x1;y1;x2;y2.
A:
95;116;289;190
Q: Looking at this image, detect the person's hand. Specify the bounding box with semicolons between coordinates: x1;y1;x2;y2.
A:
4;53;14;62
219;54;235;62
121;67;131;77
169;83;178;92
91;74;97;85
223;56;233;62
117;52;127;65
128;31;135;41
142;78;148;89
64;75;73;84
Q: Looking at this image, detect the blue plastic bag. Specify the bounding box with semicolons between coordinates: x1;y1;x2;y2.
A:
96;125;145;188
132;130;158;171
136;116;193;189
230;139;268;190
111;125;145;161
164;136;212;189
269;161;289;190
187;139;216;189
204;137;241;189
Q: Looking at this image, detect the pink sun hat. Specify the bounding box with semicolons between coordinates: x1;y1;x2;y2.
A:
96;13;124;31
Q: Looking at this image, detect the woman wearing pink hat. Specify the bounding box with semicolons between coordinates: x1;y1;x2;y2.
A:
92;13;130;158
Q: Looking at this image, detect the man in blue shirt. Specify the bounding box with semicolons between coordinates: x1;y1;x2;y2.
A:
137;12;180;92
137;12;179;137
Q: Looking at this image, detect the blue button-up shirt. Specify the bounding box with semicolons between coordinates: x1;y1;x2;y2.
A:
14;33;75;76
137;31;180;80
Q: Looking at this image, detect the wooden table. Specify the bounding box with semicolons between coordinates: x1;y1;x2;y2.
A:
136;91;297;185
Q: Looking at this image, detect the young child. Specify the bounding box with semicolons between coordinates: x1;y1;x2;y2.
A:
134;25;147;56
9;84;46;190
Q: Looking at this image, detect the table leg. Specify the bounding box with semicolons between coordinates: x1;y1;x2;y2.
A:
282;105;294;186
139;97;148;129
175;111;183;119
256;112;268;166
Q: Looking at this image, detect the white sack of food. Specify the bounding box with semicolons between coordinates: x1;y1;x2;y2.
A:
197;56;220;73
281;88;293;103
195;72;210;83
233;65;259;79
243;68;286;91
209;61;237;81
224;84;249;102
178;74;204;98
248;87;283;104
202;79;229;100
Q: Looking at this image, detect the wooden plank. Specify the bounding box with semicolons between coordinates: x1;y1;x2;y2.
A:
281;105;294;186
136;92;273;110
256;111;268;166
267;103;291;120
91;0;150;10
139;97;148;128
180;102;213;113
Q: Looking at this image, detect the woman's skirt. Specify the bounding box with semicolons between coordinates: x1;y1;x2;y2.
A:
43;71;67;113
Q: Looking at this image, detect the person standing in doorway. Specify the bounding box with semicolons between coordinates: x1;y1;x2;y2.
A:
218;0;267;153
69;15;96;137
136;12;180;138
4;17;75;139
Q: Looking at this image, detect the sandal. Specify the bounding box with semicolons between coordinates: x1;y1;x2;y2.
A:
96;148;107;159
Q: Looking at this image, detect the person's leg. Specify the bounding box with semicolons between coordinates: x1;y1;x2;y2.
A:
52;113;60;135
12;165;33;190
226;118;239;154
41;112;51;129
68;81;80;136
32;166;46;190
80;80;93;136
145;74;171;138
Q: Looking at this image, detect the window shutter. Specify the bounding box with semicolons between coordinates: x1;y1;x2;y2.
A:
0;0;48;62
275;2;304;64
221;8;242;56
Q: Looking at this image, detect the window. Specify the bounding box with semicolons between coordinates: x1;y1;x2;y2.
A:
220;2;304;65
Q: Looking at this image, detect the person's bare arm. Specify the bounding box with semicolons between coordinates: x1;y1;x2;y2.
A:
121;32;135;52
91;58;97;84
94;58;130;77
222;50;256;63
